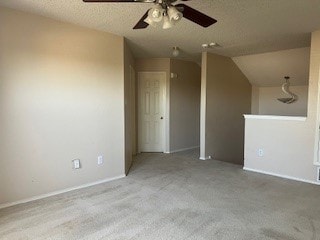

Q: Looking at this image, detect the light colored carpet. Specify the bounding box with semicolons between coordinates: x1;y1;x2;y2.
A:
0;149;319;240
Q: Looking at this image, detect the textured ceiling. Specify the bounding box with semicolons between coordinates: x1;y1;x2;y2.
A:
232;47;310;87
1;0;320;62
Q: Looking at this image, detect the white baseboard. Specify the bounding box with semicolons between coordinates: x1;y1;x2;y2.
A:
0;174;126;210
243;167;320;185
199;156;212;161
169;146;199;154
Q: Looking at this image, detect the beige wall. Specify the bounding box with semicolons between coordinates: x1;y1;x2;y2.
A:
252;85;308;116
124;41;135;174
201;52;252;164
0;7;126;205
170;59;201;151
251;86;260;114
244;30;320;183
135;58;171;81
244;117;317;182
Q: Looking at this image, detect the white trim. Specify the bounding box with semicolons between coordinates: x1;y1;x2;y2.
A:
129;65;137;156
314;67;320;166
243;114;307;121
199;156;211;161
200;52;208;160
243;167;320;185
169;146;200;153
0;174;126;210
314;123;320;166
165;71;170;154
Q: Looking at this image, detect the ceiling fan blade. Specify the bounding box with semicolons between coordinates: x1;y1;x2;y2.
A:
175;3;217;28
133;10;149;29
83;0;154;2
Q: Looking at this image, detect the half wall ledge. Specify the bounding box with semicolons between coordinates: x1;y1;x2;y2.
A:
243;114;307;122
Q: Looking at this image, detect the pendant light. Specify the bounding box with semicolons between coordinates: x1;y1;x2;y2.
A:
277;76;298;104
172;47;180;57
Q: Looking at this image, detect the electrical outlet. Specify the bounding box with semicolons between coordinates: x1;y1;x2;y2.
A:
72;159;81;169
258;149;264;157
98;155;104;165
170;73;178;79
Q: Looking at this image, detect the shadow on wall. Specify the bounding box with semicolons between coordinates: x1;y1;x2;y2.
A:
201;52;252;165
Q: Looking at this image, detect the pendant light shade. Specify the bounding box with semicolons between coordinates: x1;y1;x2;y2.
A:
163;15;174;29
144;16;157;27
148;4;164;23
172;47;180;57
141;3;186;30
277;76;298;104
167;6;183;24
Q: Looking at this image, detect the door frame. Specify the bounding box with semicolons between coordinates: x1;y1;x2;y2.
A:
129;65;136;156
137;71;169;153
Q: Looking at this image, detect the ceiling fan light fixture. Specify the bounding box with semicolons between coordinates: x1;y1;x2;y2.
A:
144;16;157;27
167;6;183;23
84;0;218;30
148;4;164;23
163;15;174;29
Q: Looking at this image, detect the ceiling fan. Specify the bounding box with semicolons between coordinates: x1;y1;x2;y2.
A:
83;0;217;30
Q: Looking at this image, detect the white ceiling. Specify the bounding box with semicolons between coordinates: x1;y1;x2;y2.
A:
1;0;320;62
233;47;310;87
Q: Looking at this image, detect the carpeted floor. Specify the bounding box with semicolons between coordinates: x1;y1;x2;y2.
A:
0;149;319;240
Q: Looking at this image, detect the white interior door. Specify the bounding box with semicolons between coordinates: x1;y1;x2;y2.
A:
138;72;166;152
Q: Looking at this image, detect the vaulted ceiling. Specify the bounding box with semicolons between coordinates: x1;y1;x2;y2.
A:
233;47;310;87
1;0;320;62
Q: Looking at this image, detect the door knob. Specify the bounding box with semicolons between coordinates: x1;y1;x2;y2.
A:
160;117;163;119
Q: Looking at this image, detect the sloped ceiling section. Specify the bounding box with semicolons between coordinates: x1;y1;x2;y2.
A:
232;47;310;87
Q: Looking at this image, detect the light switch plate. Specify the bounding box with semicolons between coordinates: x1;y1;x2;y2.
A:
72;159;81;169
258;149;264;157
98;156;104;165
